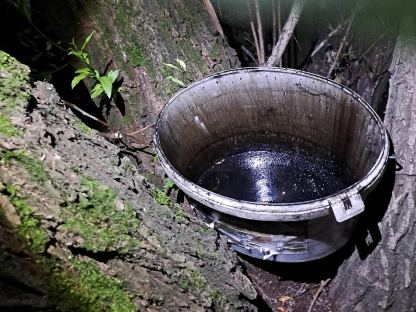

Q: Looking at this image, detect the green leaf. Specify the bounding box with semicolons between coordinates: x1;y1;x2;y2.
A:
81;31;94;51
107;70;120;83
176;58;186;72
94;69;100;79
46;41;52;51
166;76;185;87
75;67;91;74
90;84;104;98
81;52;90;65
71;72;89;89
164;179;175;190
163;63;180;71
98;76;113;99
68;50;80;58
70;38;77;50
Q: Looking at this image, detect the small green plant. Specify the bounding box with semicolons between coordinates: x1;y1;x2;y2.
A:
154;189;171;206
154;178;175;206
1;150;49;183
2;183;49;254
163;58;187;87
211;288;227;310
48;257;136;312
186;266;207;289
74;119;92;135
178;267;206;293
174;204;186;223
163;178;175;190
68;32;119;99
62;176;140;253
0;113;20;137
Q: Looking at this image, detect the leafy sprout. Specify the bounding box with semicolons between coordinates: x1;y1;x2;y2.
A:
68;32;120;99
163;58;187;87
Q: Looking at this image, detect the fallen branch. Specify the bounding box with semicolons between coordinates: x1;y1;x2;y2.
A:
311;23;344;58
307;278;331;312
250;277;278;305
326;0;372;78
202;0;225;39
125;122;156;136
266;0;306;67
326;15;355;78
63;101;109;128
241;45;257;64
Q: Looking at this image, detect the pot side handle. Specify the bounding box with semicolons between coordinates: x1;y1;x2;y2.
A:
329;193;365;222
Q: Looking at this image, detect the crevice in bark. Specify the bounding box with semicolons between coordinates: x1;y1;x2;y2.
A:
244;293;274;312
67;246;121;263
0;276;45;296
351;158;396;260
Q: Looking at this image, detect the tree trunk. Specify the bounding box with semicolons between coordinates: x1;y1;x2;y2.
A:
330;13;416;312
0;1;262;311
35;0;239;174
37;0;238;126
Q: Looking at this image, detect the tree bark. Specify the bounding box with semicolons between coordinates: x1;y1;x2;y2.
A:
330;13;416;312
35;0;240;174
0;53;258;312
0;1;262;311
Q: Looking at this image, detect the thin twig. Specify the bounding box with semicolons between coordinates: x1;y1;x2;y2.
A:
202;0;225;39
311;23;344;58
266;0;306;67
254;0;265;64
217;0;222;17
326;14;355;78
248;1;261;65
272;0;277;47
241;45;257;64
63;101;109;128
326;0;372;78
363;32;385;56
250;21;261;65
125;122;156;136
277;0;282;66
250;278;278;305
30;21;67;53
307;278;331;312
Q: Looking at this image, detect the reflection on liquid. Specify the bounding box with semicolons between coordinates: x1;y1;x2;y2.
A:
194;149;353;203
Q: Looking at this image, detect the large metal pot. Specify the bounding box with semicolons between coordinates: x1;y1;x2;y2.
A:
154;68;389;262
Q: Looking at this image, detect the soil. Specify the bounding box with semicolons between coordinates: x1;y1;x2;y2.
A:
240;257;337;312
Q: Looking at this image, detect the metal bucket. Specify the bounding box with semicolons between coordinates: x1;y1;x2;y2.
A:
154;68;389;262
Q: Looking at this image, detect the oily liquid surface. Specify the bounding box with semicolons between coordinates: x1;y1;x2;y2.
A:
191;144;354;203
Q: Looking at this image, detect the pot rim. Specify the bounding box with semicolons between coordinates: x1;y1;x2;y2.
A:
153;67;390;221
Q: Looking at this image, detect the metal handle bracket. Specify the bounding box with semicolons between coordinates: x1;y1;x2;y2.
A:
329;193;365;222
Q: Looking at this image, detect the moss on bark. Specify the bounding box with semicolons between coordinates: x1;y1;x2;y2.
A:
0;51;138;311
0;51;31;137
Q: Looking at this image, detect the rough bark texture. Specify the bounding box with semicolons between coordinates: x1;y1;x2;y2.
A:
330;15;416;312
37;0;239;130
33;0;240;181
0;0;262;308
0;51;258;311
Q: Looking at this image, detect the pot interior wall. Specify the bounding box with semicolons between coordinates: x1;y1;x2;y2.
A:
158;70;384;196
